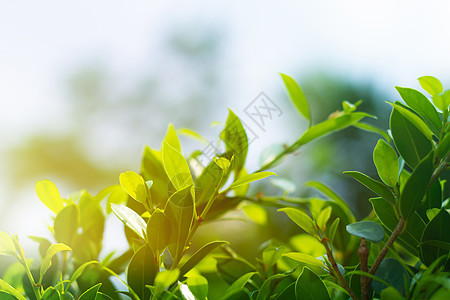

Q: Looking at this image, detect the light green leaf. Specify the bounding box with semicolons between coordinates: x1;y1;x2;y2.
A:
262;245;288;267
373;139;399;187
224;171;276;192
346;221;385;243
344;171;396;205
54;204;79;245
155;269;180;295
426;208;441;221
42;287;60;300
220;109;248;175
66;261;98;293
283;252;324;268
79;283;101;300
280;73;310;124
222;272;256;299
179;240;229;277
295;267;330;300
399;152;434;219
164;124;181;152
328;218;340;246
290;234;325;257
353;122;391;142
278;208;317;236
40;243;71;282
147;209;171;255
317;206;332;231
119;171;148;204
178;128;209;145
187;275;208;300
111;204;146;240
418;76;443;97
433;90;450;112
162;141;193;190
0;232;15;257
380;286;403;300
35;180;64;214
0;279;27;300
243;204;267;225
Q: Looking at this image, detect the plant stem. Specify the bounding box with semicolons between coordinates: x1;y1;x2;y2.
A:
323;241;358;300
358;239;370;300
21;260;41;300
428;152;450;192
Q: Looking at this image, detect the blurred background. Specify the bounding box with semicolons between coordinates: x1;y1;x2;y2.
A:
1;0;450;267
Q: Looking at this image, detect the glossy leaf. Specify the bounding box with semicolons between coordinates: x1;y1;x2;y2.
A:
154;269;180;295
280;73;310;123
111;204;146;240
316;206;332;231
278;208;317;236
391;102;434;140
79;283;102;300
119;171;148;204
164;124;181;152
35;180;64;214
373;139;399;187
54;204;79;245
127;244;157;300
224;171;276;192
418;76;443;97
396;86;441;135
162;141;193;190
390;107;432;168
420;209;450;267
140;146;169;207
187;275;208;300
40;243;71;282
0;231;15;257
282;252;324;267
344;171;396;205
147;209;171;255
433;89;450;112
346;221;385;243
221;109;248;175
295;267;330;300
179;240;229;277
399;152;434;219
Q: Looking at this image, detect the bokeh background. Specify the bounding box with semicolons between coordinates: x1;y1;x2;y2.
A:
1;0;450;268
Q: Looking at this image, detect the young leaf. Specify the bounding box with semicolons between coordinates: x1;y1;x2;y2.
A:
222;272;256;299
395;87;441;135
390;107;432;168
373;139;399;187
0;232;15;257
224;171;276;192
243;204;267;225
111;204;147;240
316;206;332;231
147;209;171;255
280;73;310;124
164;124;181;152
187;275;208;300
418;76;443;97
346;221;385;243
35;180;64;214
282;252;324;267
79;283;102;300
432;90;450;112
40;243;71;282
179;240;229;277
119;171;148;204
127;244;157;300
41;287;60;300
353;122;391;142
66;261;98;293
344;171;396;205
278;208;317;236
399;152;434;219
54;204;80;245
328;218;340;246
0;280;27;300
154;269;180;296
162;141;193;190
391;102;434;140
295;267;330;300
220;109;248;175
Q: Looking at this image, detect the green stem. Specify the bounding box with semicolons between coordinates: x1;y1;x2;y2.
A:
22;260;41;300
256;143;299;172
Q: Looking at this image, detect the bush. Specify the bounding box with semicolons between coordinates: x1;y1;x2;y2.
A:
1;74;449;299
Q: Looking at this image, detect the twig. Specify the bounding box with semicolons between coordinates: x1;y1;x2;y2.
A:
358;238;370;300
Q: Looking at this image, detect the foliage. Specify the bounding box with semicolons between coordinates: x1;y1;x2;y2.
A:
1;74;449;299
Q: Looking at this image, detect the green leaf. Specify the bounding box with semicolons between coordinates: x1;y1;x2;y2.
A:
221;109;248;175
0;231;15;257
164;124;181;152
316;206;332;231
371;258;410;296
437;132;450;159
216;256;255;285
328;218;340;246
140;146;170;208
353;122;391;142
187;275;208;300
396;87;441;135
178;128;209;145
282;252;324;268
119;171;148;204
165;185;195;263
420;209;450;267
162;141;193;190
399;151;434;219
373;139;399;187
257;273;291;300
280;73;310;124
344;171;396;205
147;209;171;255
426;208;441;221
295;267;330;300
262;245;288;267
179;240;229;277
390;107;432;168
380;286;403;300
0;291;18;300
243;204;267;225
111;204;146;240
54;204;79;245
418;76;443;97
278;208;317;236
224;172;276;192
294;112;373;147
154;269;180;295
40;243;71;283
0;279;27;300
41;287;60;300
35;180;64;214
195;156;224;206
222;272;256;299
66;261;98;293
391;102;434;140
127;244;157;300
346;221;385;243
79;283;102;300
433;90;450;112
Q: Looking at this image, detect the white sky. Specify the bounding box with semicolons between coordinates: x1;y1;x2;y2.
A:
1;0;449;251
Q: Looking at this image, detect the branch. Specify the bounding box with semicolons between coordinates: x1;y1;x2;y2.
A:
358;239;370;300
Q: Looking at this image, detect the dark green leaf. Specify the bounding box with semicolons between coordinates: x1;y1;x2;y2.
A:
127;244;157;300
391;102;434;140
438;133;450;159
399;151;434;219
420;209;450;267
280;73;310;123
346;221;385;243
222;272;256;299
79;283;102;300
147;209;171;255
344;171;396;205
295;267;330;300
0;291;19;300
179;240;229;277
371;258;410;295
257;273;290;300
